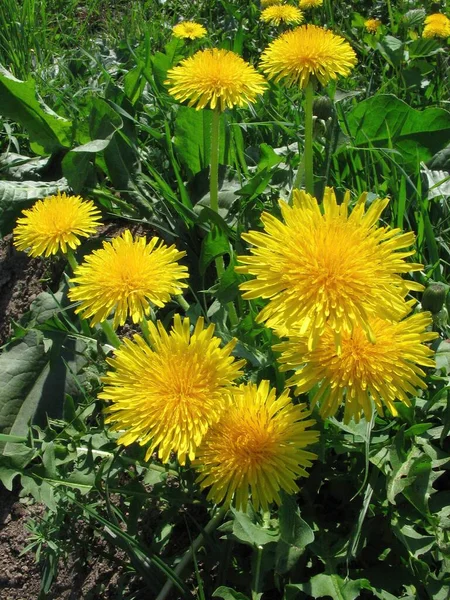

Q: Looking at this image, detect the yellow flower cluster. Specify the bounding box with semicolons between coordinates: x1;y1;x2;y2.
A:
423;13;450;39
172;21;207;40
238;188;437;424
364;18;382;34
13;191;318;511
260;25;357;89
260;5;304;27
101;317;318;510
13;191;102;257
299;0;323;7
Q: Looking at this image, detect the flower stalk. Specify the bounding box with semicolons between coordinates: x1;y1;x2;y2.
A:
304;80;315;195
210;108;239;327
155;506;228;600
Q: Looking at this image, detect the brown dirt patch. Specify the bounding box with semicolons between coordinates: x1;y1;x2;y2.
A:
0;235;61;347
0;485;135;599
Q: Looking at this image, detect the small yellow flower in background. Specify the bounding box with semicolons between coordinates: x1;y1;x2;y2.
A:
364;18;382;34
165;48;267;111
276;312;437;423
172;21;207;40
194;380;318;511
261;0;282;7
423;13;450;38
260;5;304;27
13;192;101;258
68;230;188;328
100;315;245;464
260;25;357;88
237;188;424;351
299;0;323;8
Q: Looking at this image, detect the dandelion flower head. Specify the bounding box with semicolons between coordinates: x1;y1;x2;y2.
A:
13;192;101;258
261;0;282;7
165;48;267;111
364;18;382;34
172;21;207;40
260;5;304;26
237;188;424;350
194;380;318;510
423;13;450;38
260;24;357;88
100;315;245;464
299;0;323;8
68;230;188;328
276;312;437;423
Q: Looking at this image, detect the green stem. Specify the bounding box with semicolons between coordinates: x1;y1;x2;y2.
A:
210;108;225;280
176;294;190;312
66;249;91;337
304;81;315;196
290;152;305;204
140;318;151;344
209;107;239;329
155;506;228;600
101;320;121;349
386;0;394;30
252;545;263;600
210;107;221;216
66;249;79;273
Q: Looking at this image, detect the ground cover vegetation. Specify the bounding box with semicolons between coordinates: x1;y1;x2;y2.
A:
0;0;449;598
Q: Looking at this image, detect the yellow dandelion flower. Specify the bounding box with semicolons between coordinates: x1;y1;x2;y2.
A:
194;380;318;511
276;312;437;423
13;192;101;258
364;18;382;34
260;5;304;26
100;315;245;464
423;13;450;38
237;188;424;350
172;21;207;40
261;0;282;7
165;48;267;111
299;0;323;8
260;24;357;88
68;230;188;328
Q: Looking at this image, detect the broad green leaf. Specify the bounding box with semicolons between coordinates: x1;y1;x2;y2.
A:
124;65;147;106
174;108;232;177
199;228;230;276
407;38;441;59
227;509;279;548
29;291;65;326
0;178;69;236
434;339;450;374
88;97;123;140
213;587;250;600
257;143;283;171
286;574;372;600
392;522;435;559
0;330;92;444
0;446;36;490
275;494;314;574
387;446;432;514
376;37;403;68
0;152;47;180
346;95;450;170
236;168;273;202
0;67;72;154
62;139;110;192
212;259;242;304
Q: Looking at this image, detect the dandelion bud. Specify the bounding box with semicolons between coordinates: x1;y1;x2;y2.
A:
313;95;334;121
422;283;447;314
